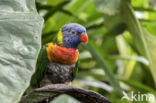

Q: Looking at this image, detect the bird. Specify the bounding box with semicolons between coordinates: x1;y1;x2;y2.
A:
28;23;88;90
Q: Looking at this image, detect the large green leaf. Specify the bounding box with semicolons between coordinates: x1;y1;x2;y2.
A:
0;0;43;103
120;0;156;85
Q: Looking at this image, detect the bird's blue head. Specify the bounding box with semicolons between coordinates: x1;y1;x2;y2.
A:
57;23;88;49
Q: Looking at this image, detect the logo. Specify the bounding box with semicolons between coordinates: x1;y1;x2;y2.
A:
121;91;155;102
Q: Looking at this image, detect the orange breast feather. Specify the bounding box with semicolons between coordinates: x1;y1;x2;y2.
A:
46;43;78;65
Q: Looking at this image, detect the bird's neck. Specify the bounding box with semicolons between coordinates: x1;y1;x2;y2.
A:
57;43;78;50
64;43;79;50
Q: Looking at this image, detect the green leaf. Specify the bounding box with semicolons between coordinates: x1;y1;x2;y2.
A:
93;0;121;15
132;0;149;8
121;0;156;85
0;0;43;103
50;94;81;103
146;24;156;36
133;6;156;12
82;44;122;93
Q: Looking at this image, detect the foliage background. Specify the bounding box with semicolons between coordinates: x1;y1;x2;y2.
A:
35;0;156;103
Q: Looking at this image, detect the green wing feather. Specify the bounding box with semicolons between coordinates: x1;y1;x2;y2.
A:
27;46;49;92
72;60;79;80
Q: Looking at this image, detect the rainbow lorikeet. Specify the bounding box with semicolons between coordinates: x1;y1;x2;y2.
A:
30;23;88;88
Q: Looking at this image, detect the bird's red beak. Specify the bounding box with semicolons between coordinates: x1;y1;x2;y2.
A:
80;33;88;44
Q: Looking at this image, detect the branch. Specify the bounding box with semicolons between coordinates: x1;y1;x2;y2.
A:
20;84;111;103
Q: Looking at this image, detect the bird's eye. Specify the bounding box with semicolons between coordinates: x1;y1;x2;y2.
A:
71;30;76;35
